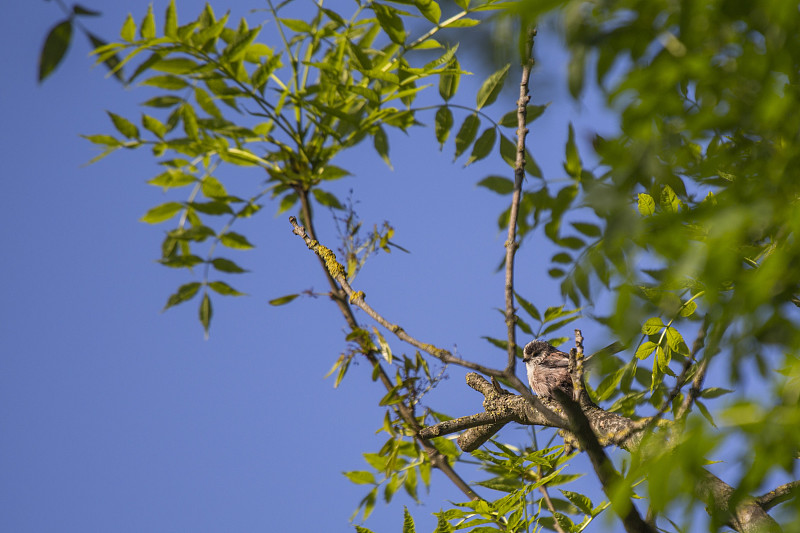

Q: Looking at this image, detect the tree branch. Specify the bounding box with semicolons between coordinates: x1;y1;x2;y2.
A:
291;194;479;501
756;480;800;511
419;372;782;533
503;26;537;374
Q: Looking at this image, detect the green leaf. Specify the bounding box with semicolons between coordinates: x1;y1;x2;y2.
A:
140;202;183;223
279;18;312;33
403;507;416;533
120;13;136;42
208;281;245;296
182;105;198;140
142;114;167;138
152;58;198;74
374;127;392;169
190;200;232;216
142;95;184;108
140;5;156;39
635;341;657;360
641;317;665;335
211;258;248;274
142;75;189;90
499;104;550;128
344;470;375;485
438;57;460;102
454;114;479;159
700;387;733;399
637;193;655;216
313;189;344;210
201;176;227;199
564;123;581;178
164;0;178;37
226;27;261;63
73;5;101;16
373;3;405;45
465;127;496;166
435;106;453;148
477;175;514;195
163;282;202;310
220;232;254;250
476;64;510;110
269;294;299;306
195;87;222;118
695;400;717;427
107;111;139;139
660;185;681;213
571;222;601;238
515;292;541;321
39;20;73;82
199;292;212;337
161;281;201;312
414;0;441;23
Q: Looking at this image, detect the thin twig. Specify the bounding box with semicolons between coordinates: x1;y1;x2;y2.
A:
503;27;537;374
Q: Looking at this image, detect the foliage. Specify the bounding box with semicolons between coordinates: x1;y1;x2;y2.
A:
64;0;800;531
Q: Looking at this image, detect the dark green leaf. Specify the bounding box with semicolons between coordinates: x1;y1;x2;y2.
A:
199;292;212;337
515;292;541;321
465;127;496;166
73;5;101;16
477;175;514;195
476;64;510;110
454;114;479;159
38;20;72;82
435;106;453;148
564;123;581;178
571;222;601;238
269;294;299;306
438;57;460;101
211;258;248;274
374;127;391;168
313;189;344;210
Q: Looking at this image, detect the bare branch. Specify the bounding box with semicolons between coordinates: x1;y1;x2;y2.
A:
503;26;537;374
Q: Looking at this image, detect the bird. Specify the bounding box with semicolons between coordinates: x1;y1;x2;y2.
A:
522;340;574;399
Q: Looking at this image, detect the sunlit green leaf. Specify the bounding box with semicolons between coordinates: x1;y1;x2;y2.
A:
141;202;183;223
220;231;254;249
477;175;514;194
163;281;201;311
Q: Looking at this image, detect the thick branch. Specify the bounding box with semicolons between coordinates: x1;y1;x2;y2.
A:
420;373;782;533
756;480;800;511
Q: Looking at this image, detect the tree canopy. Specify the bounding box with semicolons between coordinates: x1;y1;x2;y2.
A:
42;0;800;531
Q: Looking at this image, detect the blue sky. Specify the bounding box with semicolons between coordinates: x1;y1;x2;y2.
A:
0;1;628;531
